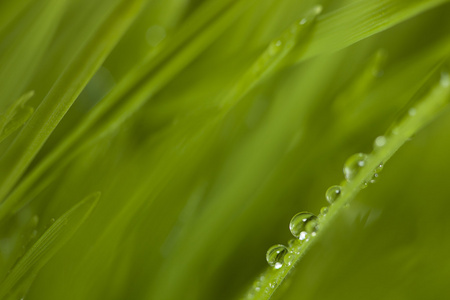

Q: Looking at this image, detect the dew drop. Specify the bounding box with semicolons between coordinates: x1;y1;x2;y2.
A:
343;153;368;182
369;163;384;183
392;127;400;135
374;136;386;149
31;215;39;226
284;253;295;266
320;206;328;216
325;185;342;204
268;40;282;56
289;212;318;240
288;238;296;248
266;244;288;269
441;71;450;87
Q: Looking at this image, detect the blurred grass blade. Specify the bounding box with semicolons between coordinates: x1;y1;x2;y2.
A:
298;0;449;62
0;0;66;112
1;0;256;217
0;91;34;144
0;192;100;299
0;0;33;34
0;0;144;203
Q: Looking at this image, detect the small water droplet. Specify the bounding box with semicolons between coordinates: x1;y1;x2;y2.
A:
31;215;39;226
392;127;400;135
440;71;450;87
343;153;368;182
266;244;288;269
375;163;384;173
320;206;328;216
374;136;386;149
284;253;296;266
268;40;282;55
50;218;55;224
289;212;318;239
325;185;342;204
288;238;296;248
369;163;384;183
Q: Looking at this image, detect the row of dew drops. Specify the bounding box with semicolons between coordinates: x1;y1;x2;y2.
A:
266;143;387;270
252;70;450;297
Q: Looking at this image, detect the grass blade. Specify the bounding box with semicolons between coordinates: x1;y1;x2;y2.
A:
0;192;100;299
243;67;450;300
0;0;144;202
0;91;34;144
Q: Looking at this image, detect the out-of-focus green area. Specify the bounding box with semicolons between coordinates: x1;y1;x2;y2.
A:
0;0;450;299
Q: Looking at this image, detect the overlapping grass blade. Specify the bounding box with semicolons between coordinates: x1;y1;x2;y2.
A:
0;91;34;144
0;192;100;299
0;0;145;202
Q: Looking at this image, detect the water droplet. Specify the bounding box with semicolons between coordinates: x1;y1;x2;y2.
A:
268;40;282;55
392;127;400;135
375;163;384;173
325;185;342;204
374;136;386;148
289;212;318;239
50;218;55;224
31;215;39;226
266;244;288;269
284;253;295;266
369;163;384;183
320;206;328;216
288;238;298;248
343;153;368;182
441;71;450;87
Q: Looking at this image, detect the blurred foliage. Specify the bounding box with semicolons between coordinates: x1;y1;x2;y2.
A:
0;0;450;299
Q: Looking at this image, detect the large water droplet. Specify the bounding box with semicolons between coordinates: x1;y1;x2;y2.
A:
325;185;342;204
266;244;288;269
343;153;368;182
374;136;386;149
289;212;318;240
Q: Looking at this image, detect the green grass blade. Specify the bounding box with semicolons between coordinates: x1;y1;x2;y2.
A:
0;0;255;218
0;192;100;299
0;91;34;144
0;0;144;203
298;0;449;62
0;0;33;34
0;0;67;112
243;68;450;300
